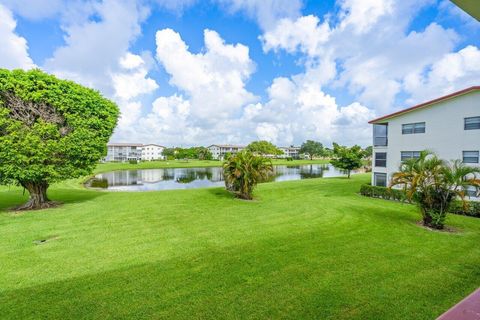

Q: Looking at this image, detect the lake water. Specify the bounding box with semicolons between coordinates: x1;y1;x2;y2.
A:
87;164;356;191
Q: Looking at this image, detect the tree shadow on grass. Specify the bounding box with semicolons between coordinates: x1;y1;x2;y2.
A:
0;188;106;213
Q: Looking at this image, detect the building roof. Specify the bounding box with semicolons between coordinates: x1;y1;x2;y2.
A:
142;144;166;148
108;143;143;147
369;86;480;124
451;0;480;21
208;144;246;148
279;146;300;150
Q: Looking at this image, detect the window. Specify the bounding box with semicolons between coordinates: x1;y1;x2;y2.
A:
373;124;388;146
401;151;421;161
374;173;387;187
463;151;479;163
402;122;425;134
465;117;480;130
375;152;387;167
466;187;478;198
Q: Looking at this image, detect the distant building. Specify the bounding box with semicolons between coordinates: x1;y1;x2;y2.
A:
105;143;143;162
142;144;165;161
208;144;245;160
278;146;301;159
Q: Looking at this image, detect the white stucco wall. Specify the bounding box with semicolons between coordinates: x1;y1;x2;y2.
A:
371;90;480;194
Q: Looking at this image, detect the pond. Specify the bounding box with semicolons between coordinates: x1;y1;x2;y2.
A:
87;164;357;191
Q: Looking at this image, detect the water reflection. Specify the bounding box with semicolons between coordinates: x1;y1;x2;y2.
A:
87;164;356;191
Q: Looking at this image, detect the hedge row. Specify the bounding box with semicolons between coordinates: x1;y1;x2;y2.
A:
359;184;480;218
359;184;408;202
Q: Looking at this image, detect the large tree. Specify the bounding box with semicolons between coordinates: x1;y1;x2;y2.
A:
330;143;363;178
246;140;283;156
300;140;324;160
0;69;119;210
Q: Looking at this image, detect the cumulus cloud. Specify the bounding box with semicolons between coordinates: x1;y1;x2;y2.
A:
404;45;480;104
155;28;257;122
246;75;375;146
217;0;303;31
0;4;35;69
112;53;159;100
0;0;63;20
44;0;149;95
260;0;474;114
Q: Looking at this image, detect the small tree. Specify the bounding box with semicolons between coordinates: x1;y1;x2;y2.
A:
391;151;480;229
0;69;119;210
197;147;213;160
246;140;283;157
223;151;273;200
300;140;324;160
330;143;363;178
363;146;373;159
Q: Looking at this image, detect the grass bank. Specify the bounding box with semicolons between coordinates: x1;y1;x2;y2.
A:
1;174;479;319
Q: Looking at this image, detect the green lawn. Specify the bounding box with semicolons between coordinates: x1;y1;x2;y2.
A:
1;174;480;319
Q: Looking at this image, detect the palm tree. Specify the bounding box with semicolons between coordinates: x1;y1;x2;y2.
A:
391;151;480;229
223;151;273;200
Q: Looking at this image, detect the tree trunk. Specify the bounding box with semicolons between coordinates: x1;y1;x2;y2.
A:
17;181;56;210
422;214;432;227
347;170;351;178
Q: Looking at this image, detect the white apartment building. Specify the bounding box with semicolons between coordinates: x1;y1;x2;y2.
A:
208;145;245;160
142;144;165;161
370;86;479;198
278;146;301;159
105;143;143;162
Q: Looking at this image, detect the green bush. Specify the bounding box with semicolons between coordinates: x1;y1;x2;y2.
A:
128;160;138;164
360;184;480;217
449;200;480;217
359;184;407;202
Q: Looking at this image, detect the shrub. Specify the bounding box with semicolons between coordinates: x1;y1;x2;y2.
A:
391;151;480;229
359;184;407;202
360;184;480;218
129;160;138;164
223;151;273;200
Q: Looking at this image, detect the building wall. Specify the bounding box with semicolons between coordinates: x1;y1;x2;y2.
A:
208;146;244;160
142;145;165;161
371;91;480;198
105;145;143;162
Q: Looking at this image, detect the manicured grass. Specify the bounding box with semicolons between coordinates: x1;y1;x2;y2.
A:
94;158;331;173
1;174;480;319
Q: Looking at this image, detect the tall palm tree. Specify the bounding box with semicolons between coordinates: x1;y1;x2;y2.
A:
223;151;273;200
391;151;480;229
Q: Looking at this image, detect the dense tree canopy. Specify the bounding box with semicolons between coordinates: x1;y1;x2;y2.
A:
162;147;213;160
246;140;283;156
300;140;324;160
0;69;119;209
330;143;364;178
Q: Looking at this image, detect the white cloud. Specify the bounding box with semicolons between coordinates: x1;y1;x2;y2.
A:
44;0;149;95
0;4;35;69
261;15;330;56
155;28;257;121
404;45;480;104
112;53;159;100
260;0;469;114
0;0;63;20
244;75;375;146
217;0;303;31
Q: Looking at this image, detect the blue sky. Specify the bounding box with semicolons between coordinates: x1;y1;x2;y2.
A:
1;0;479;147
